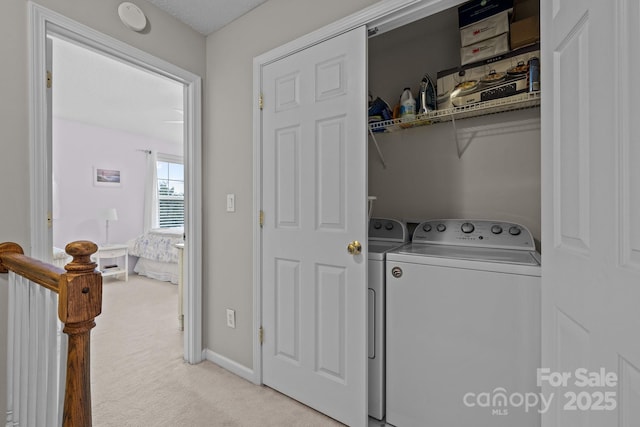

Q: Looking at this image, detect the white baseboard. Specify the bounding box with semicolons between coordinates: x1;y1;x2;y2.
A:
202;348;258;384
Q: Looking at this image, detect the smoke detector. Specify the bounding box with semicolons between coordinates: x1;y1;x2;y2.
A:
118;2;147;32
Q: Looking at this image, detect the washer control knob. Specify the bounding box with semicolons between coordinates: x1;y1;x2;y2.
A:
491;225;503;234
422;224;432;232
461;222;475;233
391;266;403;278
385;222;394;230
509;226;521;236
373;221;382;229
436;224;446;232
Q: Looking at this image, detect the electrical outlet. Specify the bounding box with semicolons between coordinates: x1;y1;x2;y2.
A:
226;309;236;328
226;193;235;212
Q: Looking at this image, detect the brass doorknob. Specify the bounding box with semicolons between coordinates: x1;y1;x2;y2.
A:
347;240;362;255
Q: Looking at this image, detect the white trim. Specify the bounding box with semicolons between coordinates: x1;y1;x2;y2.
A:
28;2;203;364
252;0;468;386
156;153;184;164
29;2;52;261
251;50;263;385
183;77;204;364
203;349;256;383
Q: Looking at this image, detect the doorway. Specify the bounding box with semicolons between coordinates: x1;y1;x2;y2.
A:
51;35;185;253
29;3;203;364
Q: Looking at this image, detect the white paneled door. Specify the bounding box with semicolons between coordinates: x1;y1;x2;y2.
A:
261;26;368;426
542;0;640;426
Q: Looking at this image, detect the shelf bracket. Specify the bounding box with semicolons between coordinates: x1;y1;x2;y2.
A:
451;113;473;159
368;127;387;169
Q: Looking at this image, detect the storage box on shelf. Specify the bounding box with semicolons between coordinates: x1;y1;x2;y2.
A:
510;0;540;49
458;0;514;28
460;32;510;65
460;10;511;47
438;43;539;110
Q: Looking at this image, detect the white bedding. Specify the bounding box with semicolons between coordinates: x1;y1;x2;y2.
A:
128;227;184;283
133;258;180;284
53;246;72;269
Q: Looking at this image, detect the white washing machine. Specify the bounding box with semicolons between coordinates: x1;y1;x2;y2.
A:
385;219;541;427
368;217;408;421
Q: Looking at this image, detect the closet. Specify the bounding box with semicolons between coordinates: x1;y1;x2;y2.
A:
367;3;541;244
256;1;542;426
256;0;640;426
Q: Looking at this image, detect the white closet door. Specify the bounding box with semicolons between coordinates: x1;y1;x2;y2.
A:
541;0;640;425
261;26;368;427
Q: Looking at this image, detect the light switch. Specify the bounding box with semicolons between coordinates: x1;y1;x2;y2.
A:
226;193;235;212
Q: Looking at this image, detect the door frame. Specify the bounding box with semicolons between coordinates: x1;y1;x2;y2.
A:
29;2;203;364
251;0;469;384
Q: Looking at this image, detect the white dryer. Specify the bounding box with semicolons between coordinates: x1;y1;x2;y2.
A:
385;219;541;427
367;217;408;421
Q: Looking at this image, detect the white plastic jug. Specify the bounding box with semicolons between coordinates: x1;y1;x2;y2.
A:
399;87;416;120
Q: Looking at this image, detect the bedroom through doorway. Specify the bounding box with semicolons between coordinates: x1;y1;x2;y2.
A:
50;35;187;348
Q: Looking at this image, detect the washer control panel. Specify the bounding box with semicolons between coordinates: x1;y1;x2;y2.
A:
412;219;535;251
369;218;408;243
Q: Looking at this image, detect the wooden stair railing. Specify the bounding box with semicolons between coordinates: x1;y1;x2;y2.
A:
0;240;102;427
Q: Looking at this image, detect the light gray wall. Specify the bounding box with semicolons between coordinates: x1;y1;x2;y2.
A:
0;0;204;418
204;0;380;368
368;8;541;242
367;112;541;242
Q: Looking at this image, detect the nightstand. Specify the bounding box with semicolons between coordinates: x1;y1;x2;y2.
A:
96;244;128;281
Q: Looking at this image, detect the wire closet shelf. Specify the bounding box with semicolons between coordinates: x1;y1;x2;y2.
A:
368;91;541;133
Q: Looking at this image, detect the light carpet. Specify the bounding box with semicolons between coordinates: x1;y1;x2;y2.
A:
91;275;344;427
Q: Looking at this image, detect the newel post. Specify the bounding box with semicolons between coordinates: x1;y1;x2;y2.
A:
59;241;102;427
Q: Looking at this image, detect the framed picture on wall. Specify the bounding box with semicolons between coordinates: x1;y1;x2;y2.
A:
94;167;121;187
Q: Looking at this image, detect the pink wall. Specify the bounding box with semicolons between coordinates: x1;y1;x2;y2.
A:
52;118;182;249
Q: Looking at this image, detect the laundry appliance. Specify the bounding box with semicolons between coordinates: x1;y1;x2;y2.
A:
385;219;541;427
367;217;408;420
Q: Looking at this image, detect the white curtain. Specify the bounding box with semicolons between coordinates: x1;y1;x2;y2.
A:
143;150;159;232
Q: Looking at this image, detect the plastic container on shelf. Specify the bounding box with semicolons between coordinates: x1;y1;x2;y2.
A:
399;87;416;120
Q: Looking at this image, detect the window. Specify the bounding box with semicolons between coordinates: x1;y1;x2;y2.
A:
156;157;184;228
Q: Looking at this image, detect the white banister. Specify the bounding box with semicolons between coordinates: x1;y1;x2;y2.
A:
6;271;66;427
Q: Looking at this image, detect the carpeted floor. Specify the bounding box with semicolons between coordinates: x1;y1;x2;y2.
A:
91;275;344;427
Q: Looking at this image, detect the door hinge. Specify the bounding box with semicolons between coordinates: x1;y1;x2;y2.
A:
259;326;264;345
259;93;264;110
46;71;52;89
259;210;264;228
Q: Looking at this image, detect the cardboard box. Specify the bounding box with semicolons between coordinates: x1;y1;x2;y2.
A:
458;0;514;28
438;43;540;110
510;15;539;50
460;10;510;47
512;0;539;20
460;33;510;66
510;0;539;50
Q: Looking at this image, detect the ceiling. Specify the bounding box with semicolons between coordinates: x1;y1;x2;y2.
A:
52;37;185;145
144;0;268;35
52;1;269;145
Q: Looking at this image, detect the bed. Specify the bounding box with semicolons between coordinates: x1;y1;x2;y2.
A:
127;227;184;284
53;246;72;269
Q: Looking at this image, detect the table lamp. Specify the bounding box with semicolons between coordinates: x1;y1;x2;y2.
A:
100;208;118;245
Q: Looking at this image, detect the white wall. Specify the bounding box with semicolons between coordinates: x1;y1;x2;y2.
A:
0;0;204;418
52;118;182;249
204;0;380;368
